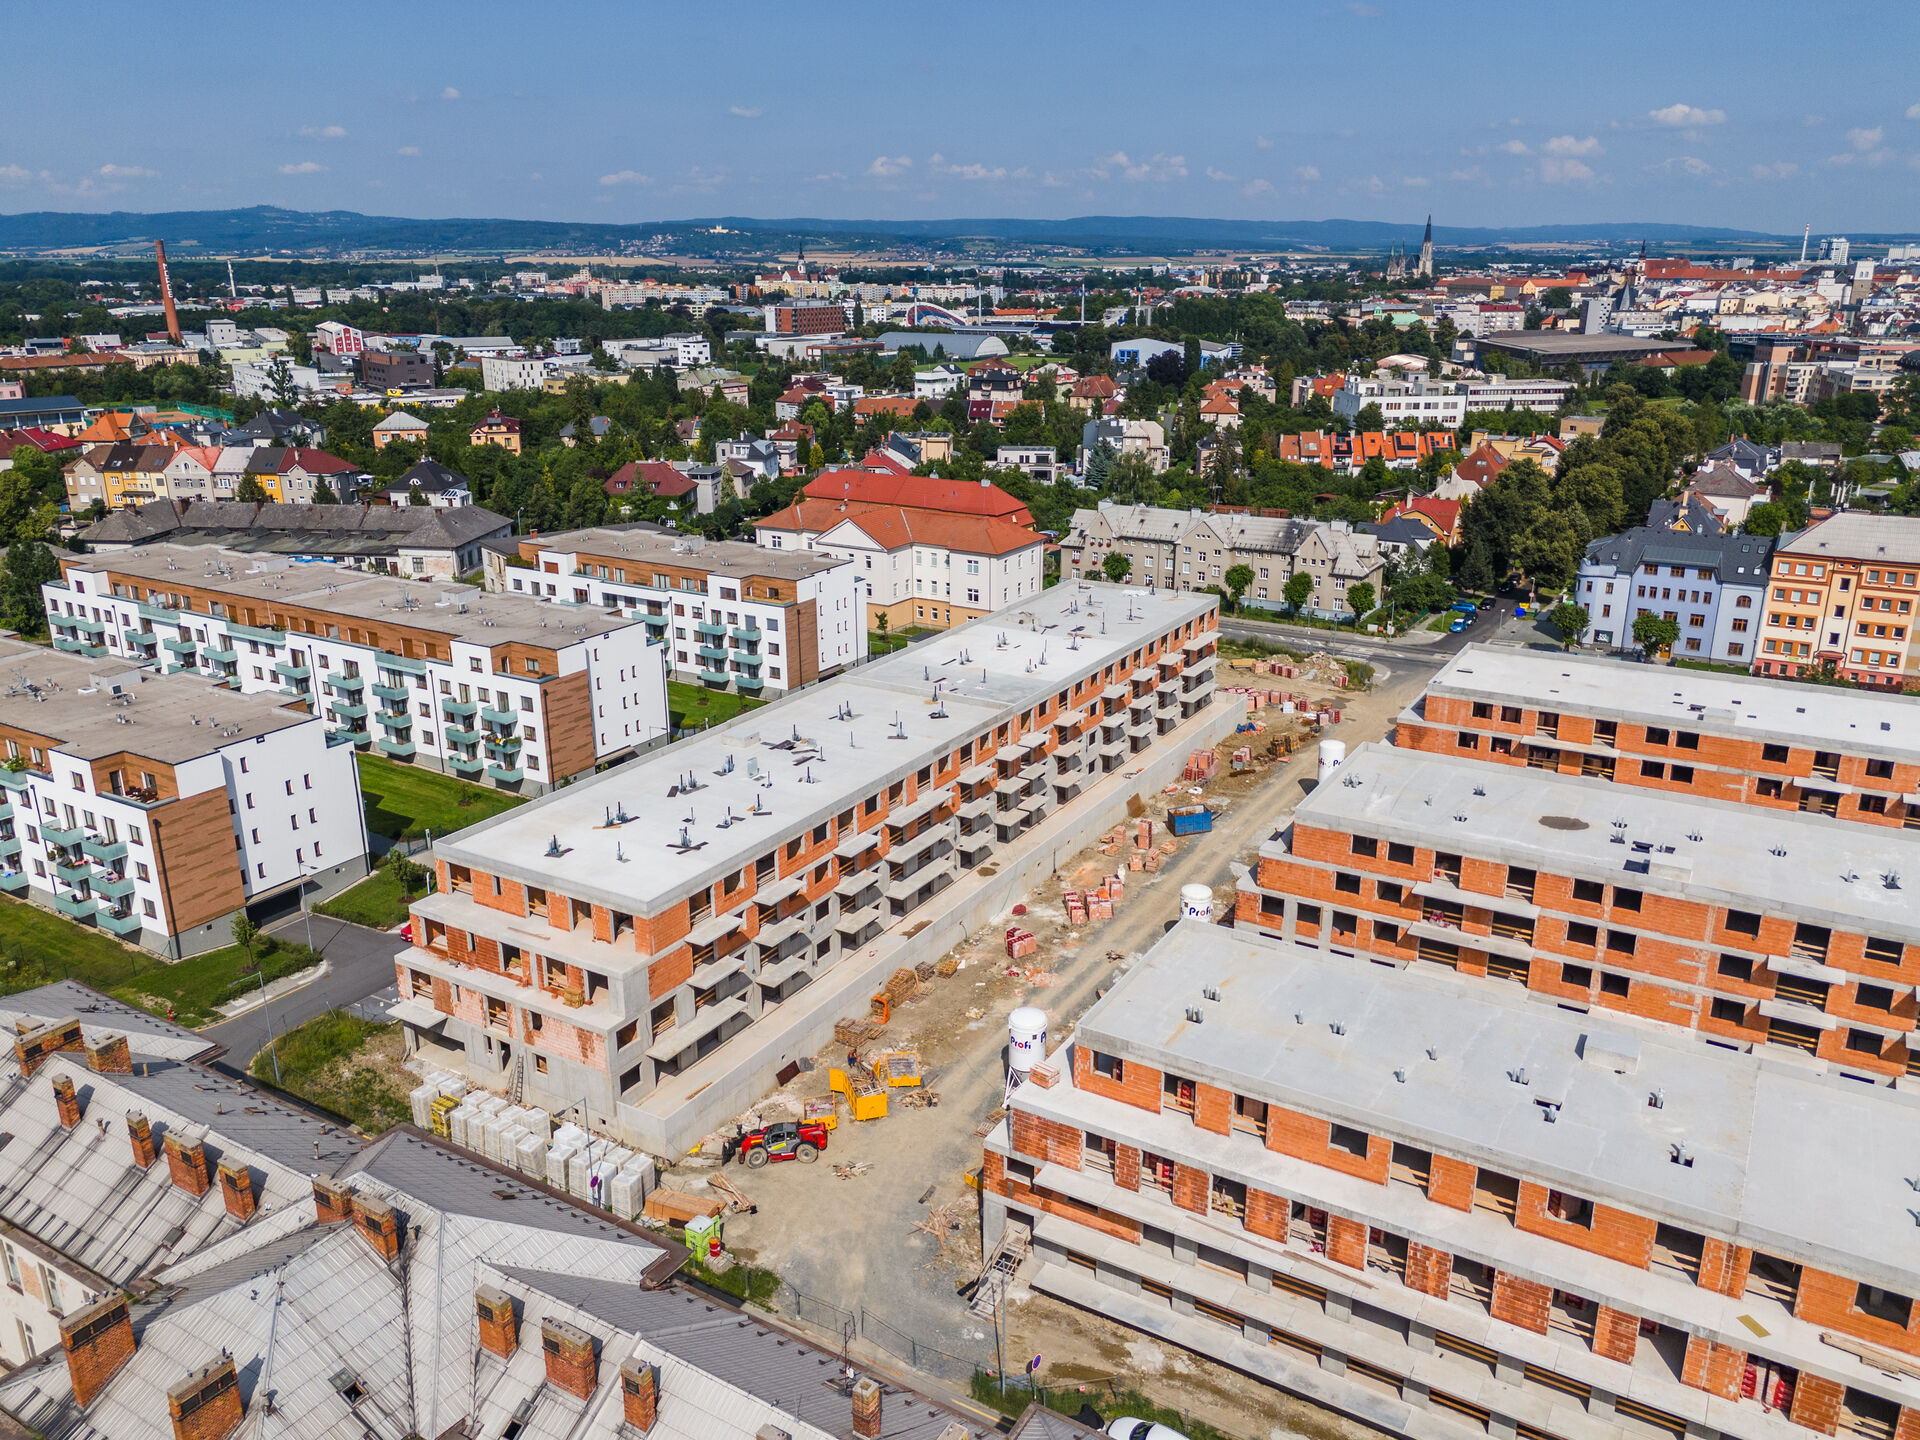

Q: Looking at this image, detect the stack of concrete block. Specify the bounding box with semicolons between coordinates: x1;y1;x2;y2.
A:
1005;927;1037;960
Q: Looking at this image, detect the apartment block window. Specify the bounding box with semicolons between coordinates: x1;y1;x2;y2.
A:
1092;1051;1123;1081
1349;835;1378;858
1387;842;1414;866
1327;1122;1370;1158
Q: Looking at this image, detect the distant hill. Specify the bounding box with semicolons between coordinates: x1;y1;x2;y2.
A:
0;205;1900;257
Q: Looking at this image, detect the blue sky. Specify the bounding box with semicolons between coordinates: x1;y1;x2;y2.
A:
5;0;1917;234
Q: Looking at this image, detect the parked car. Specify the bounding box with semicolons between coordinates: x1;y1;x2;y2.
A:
1450;600;1478;614
1105;1420;1190;1440
1449;617;1467;632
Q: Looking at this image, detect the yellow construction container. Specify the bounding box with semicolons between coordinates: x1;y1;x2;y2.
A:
872;1050;923;1088
427;1094;460;1139
829;1067;888;1122
803;1094;838;1131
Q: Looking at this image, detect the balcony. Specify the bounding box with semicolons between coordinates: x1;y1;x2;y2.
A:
486;763;523;784
53;891;97;920
376;709;412;730
444;723;480;745
696;643;730;663
54;859;92;884
81;834;127;863
53;636;107;659
273;659;311;681
41;824;82;848
376;737;416;759
695;619;727;638
731;625;762;642
97;908;143;937
481;705;516;727
0;800;12;824
486;733;522;756
201;644;237;665
736;674;765;691
327;673;365;694
448;754;486;776
93;871;136;900
161;635;196;656
329;702;369;721
697;667;731;686
0;835;18;859
122;628;157;651
0;871;28;894
372;682;410;703
0;771;27;796
441;698;478;719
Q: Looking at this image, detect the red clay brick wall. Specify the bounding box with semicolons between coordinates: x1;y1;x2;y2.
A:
1266;1105;1390;1186
1593;1305;1640;1364
1113;1146;1141;1192
1491;1271;1551;1334
1514;1181;1655;1268
1072;1044;1162;1113
1699;1239;1749;1297
1405;1242;1452;1299
1171;1164;1208;1215
1790;1372;1845;1435
1246;1188;1288;1243
1194;1083;1231;1136
1010;1109;1083;1170
1798;1266;1920;1356
1427;1155;1476;1211
1325;1215;1368;1270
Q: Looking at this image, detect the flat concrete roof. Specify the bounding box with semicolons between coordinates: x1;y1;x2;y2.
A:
1479;333;1679;363
67;546;639;650
433;582;1214;916
0;636;309;762
1419;645;1920;762
1291;742;1920;944
527;526;849;582
1068;921;1920;1294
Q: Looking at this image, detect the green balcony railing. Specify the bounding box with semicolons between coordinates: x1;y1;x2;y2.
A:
329;702;369;721
481;705;516;727
372;682;410;703
81;834;127;863
441;698;478;719
93;872;136;900
697;667;730;686
327;673;365;694
273;659;311;680
54;637;107;658
444;723;479;744
376;737;416;759
448;754;486;776
98;908;143;937
41;824;82;848
736;674;766;691
201;644;237;664
53;891;97;920
377;709;412;730
694;619;727;637
0;870;29;894
486;763;523;784
696;643;730;662
161;635;196;655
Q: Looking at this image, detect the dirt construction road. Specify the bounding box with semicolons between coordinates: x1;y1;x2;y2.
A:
683;652;1440;1438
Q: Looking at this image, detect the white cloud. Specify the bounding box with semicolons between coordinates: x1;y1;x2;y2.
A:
1539;157;1596;184
671;166;728;193
0;165;34;184
1041;171;1068;188
1293;165;1320;182
729;106;762;118
929;154;1007;181
1649;103;1725;128
1751;161;1799;179
1544;135;1603;156
1205;166;1235;182
1849;125;1884;150
1909;103;1920;119
1447;166;1490;184
1651;155;1714;176
440;87;460;100
1497;139;1531;155
599;169;651;186
299;125;348;139
278;161;327;175
1090;151;1186;182
867;155;911;178
1255;135;1273;149
396;146;421;156
1345;2;1380;15
1243;178;1275;197
807;171;848;184
1403;175;1430;187
98;164;156;179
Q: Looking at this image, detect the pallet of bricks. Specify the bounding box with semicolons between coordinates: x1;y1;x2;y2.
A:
1062;872;1126;925
1005;925;1037;959
1181;748;1218;782
1124;818;1161;872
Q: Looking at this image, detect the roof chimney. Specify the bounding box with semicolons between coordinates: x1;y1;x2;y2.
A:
52;1073;81;1129
852;1377;883;1439
86;1033;132;1074
162;1130;209;1197
541;1319;598;1400
476;1284;518;1357
60;1293;136;1409
127;1111;157;1168
351;1194;401;1261
167;1356;243;1440
620;1357;657;1431
14;1018;83;1076
216;1162;255;1221
312;1176;352;1224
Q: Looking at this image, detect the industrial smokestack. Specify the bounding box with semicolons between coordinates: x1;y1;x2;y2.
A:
154;240;182;344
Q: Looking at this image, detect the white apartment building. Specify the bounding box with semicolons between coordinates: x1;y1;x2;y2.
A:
479;355;551;391
0;637;367;956
1333;373;1576;425
488;526;864;694
45;547;666;795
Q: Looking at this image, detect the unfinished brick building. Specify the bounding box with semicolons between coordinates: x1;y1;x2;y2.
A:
985;923;1920;1440
1236;743;1920;1079
1396;651;1920;829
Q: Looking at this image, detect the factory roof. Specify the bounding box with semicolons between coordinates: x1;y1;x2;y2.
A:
1478;332;1679;364
62;546;640;651
0;636;313;762
433;582;1215;915
1420;645;1920;762
1062;921;1920;1296
1292;741;1920;943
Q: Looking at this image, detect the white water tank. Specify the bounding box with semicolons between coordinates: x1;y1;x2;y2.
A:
1180;884;1214;922
1318;738;1346;782
1008;1007;1048;1075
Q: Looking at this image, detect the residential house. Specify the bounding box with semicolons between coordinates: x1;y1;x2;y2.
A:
558;415;612;446
469;410;522;454
1359;514;1437;559
1378;495;1463;546
1685;463;1765;528
913;362;965;399
1575;525;1777;664
378;458;473;508
362;349;435;390
1067;374;1119;413
373;410;429;449
800;468;1033;526
995;444;1060;485
1079;417;1170;474
1647;494;1727;535
966;364;1027;424
1705;436;1781;480
711;436;782;483
1754;512;1920;687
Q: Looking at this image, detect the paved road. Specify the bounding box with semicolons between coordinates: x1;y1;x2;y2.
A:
200;911;403;1070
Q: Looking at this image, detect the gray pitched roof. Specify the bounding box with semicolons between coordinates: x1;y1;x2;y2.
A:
81;499;510;554
1582;525;1776;577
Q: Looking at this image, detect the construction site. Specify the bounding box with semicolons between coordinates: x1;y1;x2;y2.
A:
597;646;1426;1439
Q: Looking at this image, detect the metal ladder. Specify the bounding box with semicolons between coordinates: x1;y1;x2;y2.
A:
506;1051;525;1105
969;1218;1031;1318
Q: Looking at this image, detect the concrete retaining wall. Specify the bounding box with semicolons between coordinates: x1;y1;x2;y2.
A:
617;695;1249;1154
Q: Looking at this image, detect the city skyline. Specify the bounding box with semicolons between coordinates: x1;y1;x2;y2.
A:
4;0;1918;233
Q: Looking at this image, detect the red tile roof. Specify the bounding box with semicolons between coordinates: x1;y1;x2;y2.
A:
605;460;692;497
806;504;1042;557
802;470;1033;527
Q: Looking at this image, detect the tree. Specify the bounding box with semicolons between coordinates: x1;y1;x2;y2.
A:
1101;552;1132;582
1223;563;1254;611
1632;611;1680;659
0;542;58;634
1353;402;1385;434
1345;581;1376;624
1284;570;1314;617
1549;602;1590;649
1107;452;1161;506
1084;439;1117;489
312;478;339;505
408;484;429;506
1742;501;1785;536
231;914;261;970
235;475;272;504
265;355;296;407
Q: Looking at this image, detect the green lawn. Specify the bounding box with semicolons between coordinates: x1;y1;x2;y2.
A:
0;896;321;1026
356;752;527;842
252;1010;412;1132
668;681;766;732
315;867;423;931
868;630;912;655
